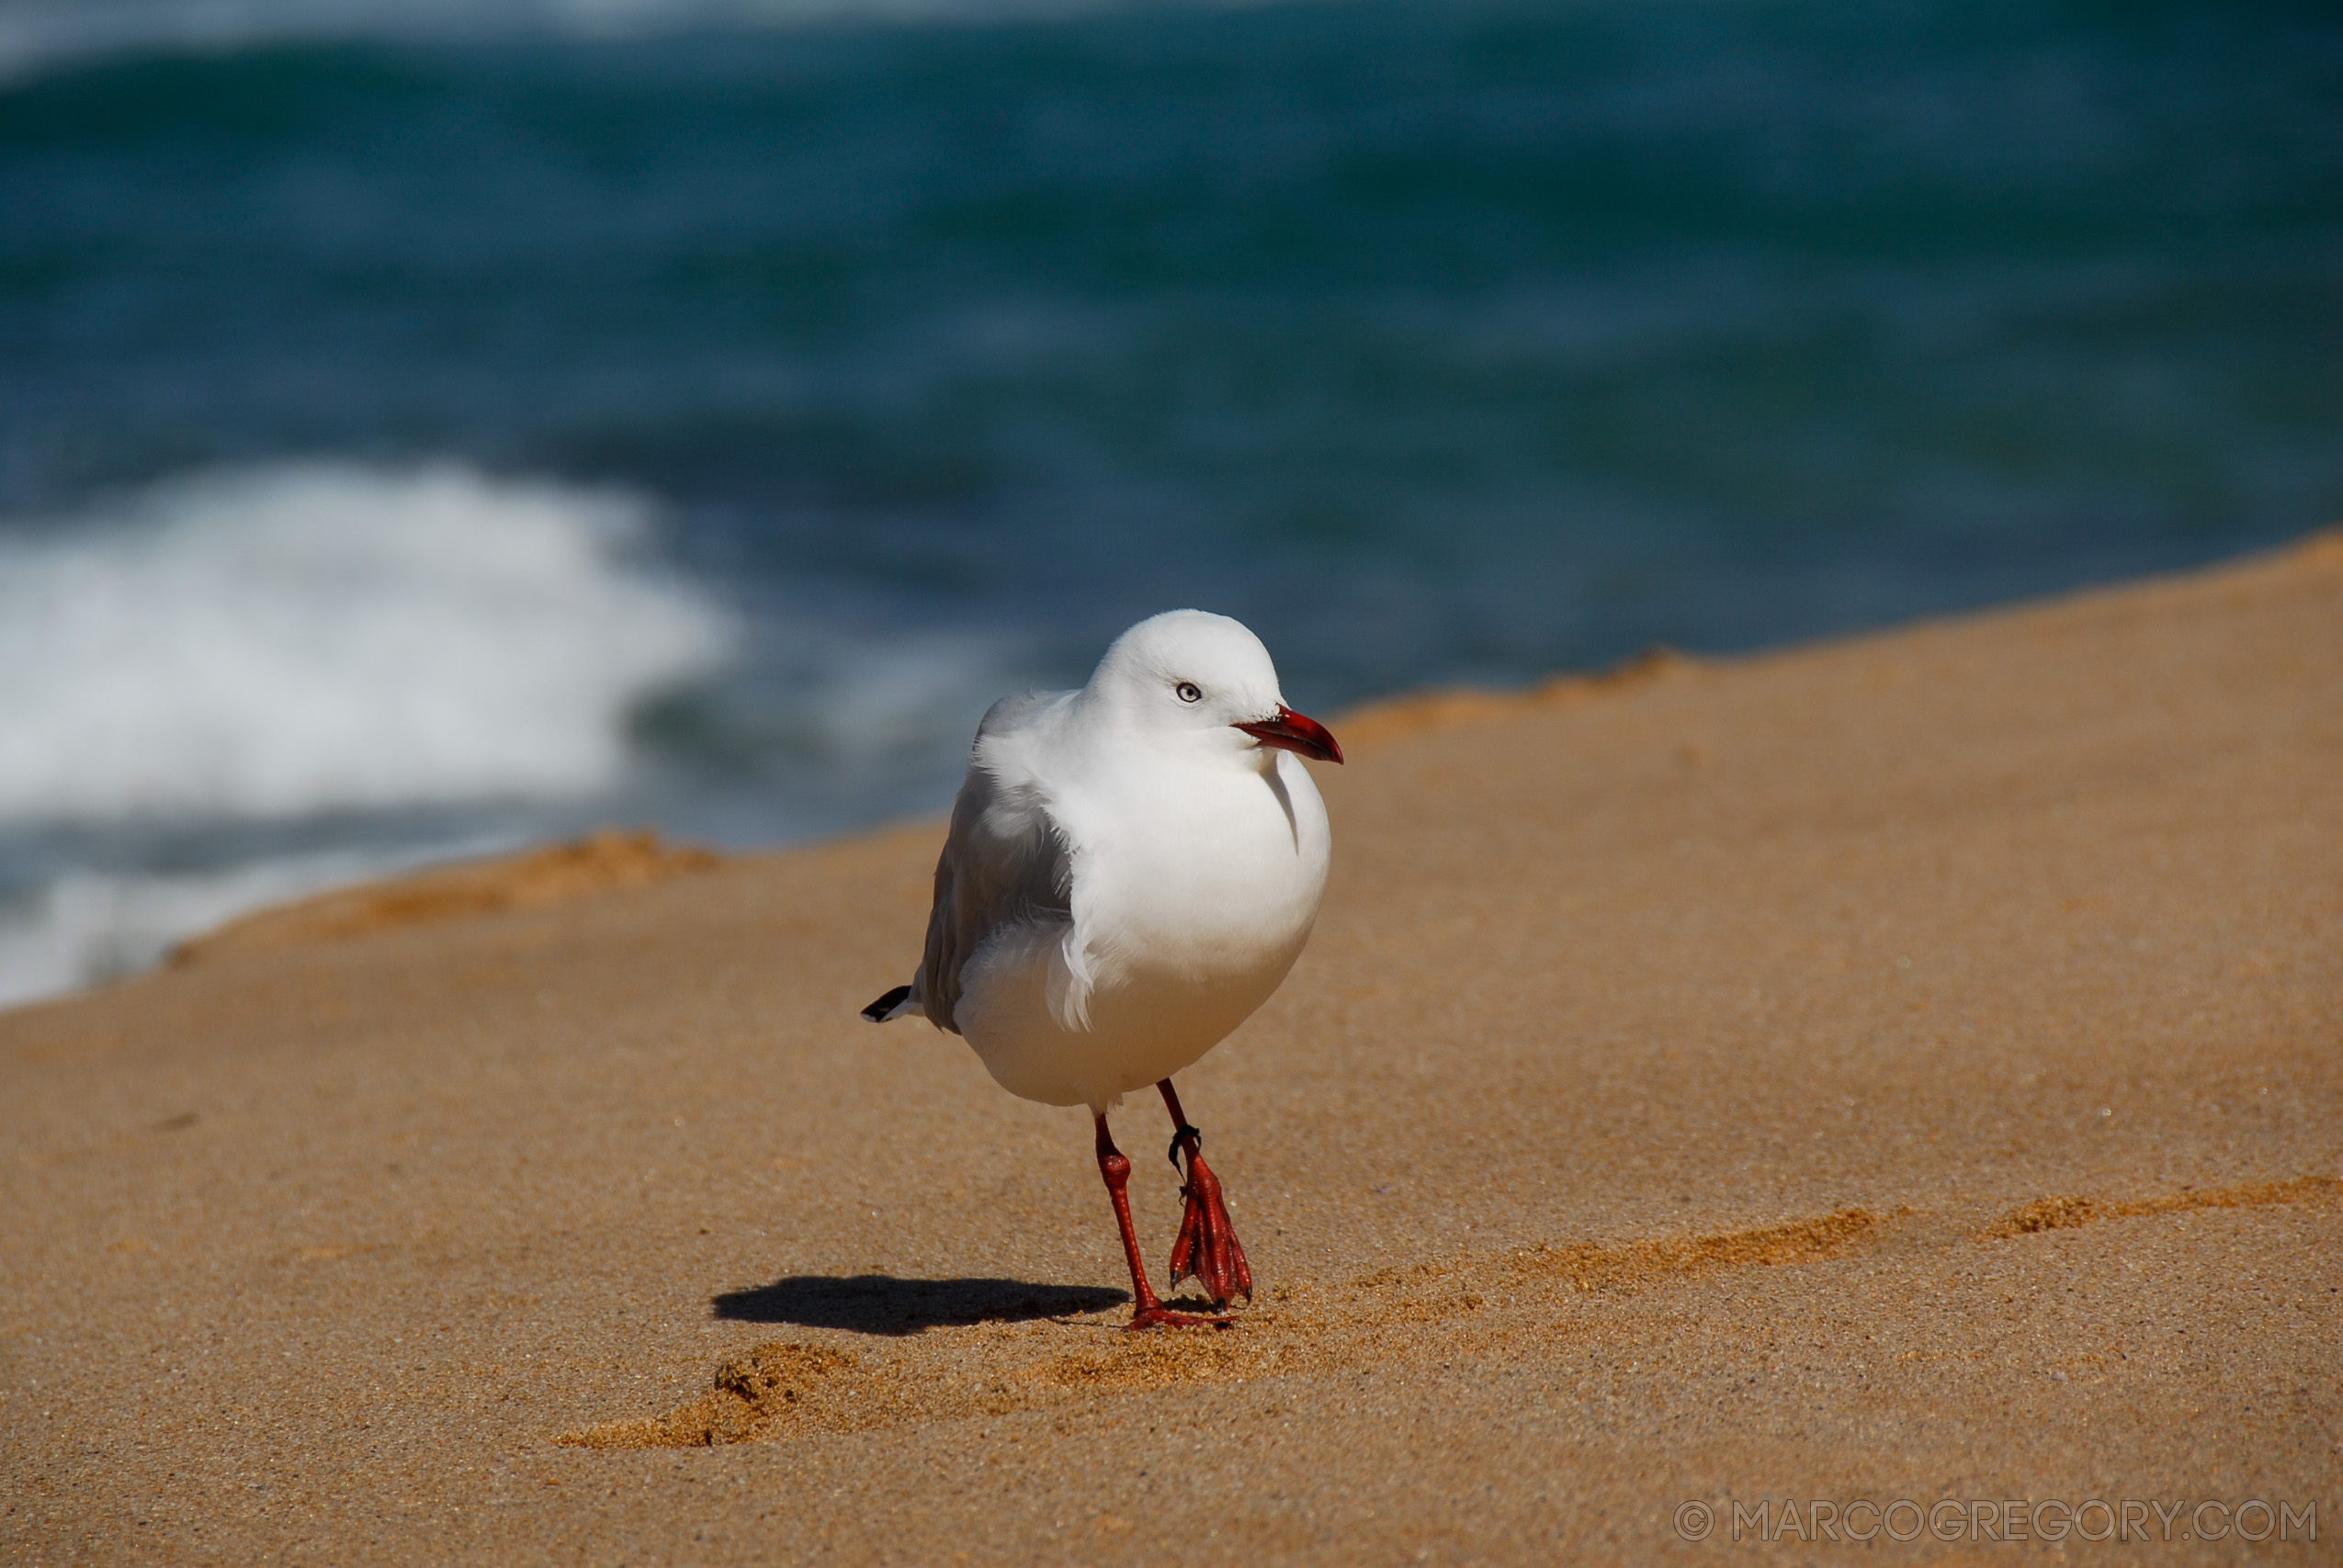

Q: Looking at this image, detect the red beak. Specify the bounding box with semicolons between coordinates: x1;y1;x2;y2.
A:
1234;705;1344;765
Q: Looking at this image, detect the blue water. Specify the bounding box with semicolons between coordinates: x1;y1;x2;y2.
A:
2;0;2339;1000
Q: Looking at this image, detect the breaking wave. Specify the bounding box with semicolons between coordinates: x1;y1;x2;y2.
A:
0;461;736;823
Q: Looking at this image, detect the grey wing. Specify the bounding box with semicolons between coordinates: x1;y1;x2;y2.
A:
913;694;1073;1034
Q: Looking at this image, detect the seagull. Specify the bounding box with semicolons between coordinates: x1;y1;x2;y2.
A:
862;610;1342;1329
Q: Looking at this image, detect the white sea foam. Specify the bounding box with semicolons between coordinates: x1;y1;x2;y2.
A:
0;844;481;1009
0;461;735;823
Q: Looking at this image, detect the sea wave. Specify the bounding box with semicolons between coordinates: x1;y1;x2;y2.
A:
0;461;736;823
0;0;1189;83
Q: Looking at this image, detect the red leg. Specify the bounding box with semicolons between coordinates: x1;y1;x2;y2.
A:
1158;1079;1253;1308
1095;1114;1228;1332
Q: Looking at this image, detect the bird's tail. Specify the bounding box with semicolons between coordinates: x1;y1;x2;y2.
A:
860;985;915;1023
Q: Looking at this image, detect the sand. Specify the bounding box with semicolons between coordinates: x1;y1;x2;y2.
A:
4;536;2338;1565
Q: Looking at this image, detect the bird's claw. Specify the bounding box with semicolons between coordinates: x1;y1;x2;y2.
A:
1125;1304;1233;1333
1166;1145;1252;1308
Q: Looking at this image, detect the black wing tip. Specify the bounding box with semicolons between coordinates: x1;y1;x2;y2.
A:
860;985;912;1023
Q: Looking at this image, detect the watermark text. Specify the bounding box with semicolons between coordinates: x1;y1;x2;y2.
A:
1671;1496;2317;1545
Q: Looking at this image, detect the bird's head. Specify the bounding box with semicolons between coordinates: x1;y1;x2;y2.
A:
1087;609;1343;765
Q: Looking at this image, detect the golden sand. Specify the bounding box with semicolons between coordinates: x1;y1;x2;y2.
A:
4;535;2338;1563
169;828;721;964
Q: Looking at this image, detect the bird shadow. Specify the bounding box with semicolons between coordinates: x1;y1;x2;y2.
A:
711;1274;1127;1337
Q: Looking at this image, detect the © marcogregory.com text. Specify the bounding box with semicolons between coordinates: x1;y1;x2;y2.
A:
1671;1496;2318;1544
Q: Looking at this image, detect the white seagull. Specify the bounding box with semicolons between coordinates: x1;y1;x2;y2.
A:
863;610;1342;1329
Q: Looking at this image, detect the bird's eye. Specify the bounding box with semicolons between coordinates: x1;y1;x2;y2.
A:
1175;681;1203;704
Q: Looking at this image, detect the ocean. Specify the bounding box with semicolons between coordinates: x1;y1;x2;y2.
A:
2;0;2337;1004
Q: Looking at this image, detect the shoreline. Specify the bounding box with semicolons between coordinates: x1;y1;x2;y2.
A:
130;526;2341;993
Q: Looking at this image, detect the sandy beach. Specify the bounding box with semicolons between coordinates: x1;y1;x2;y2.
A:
4;536;2337;1564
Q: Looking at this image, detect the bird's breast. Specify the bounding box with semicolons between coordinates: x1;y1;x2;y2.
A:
1073;751;1330;987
